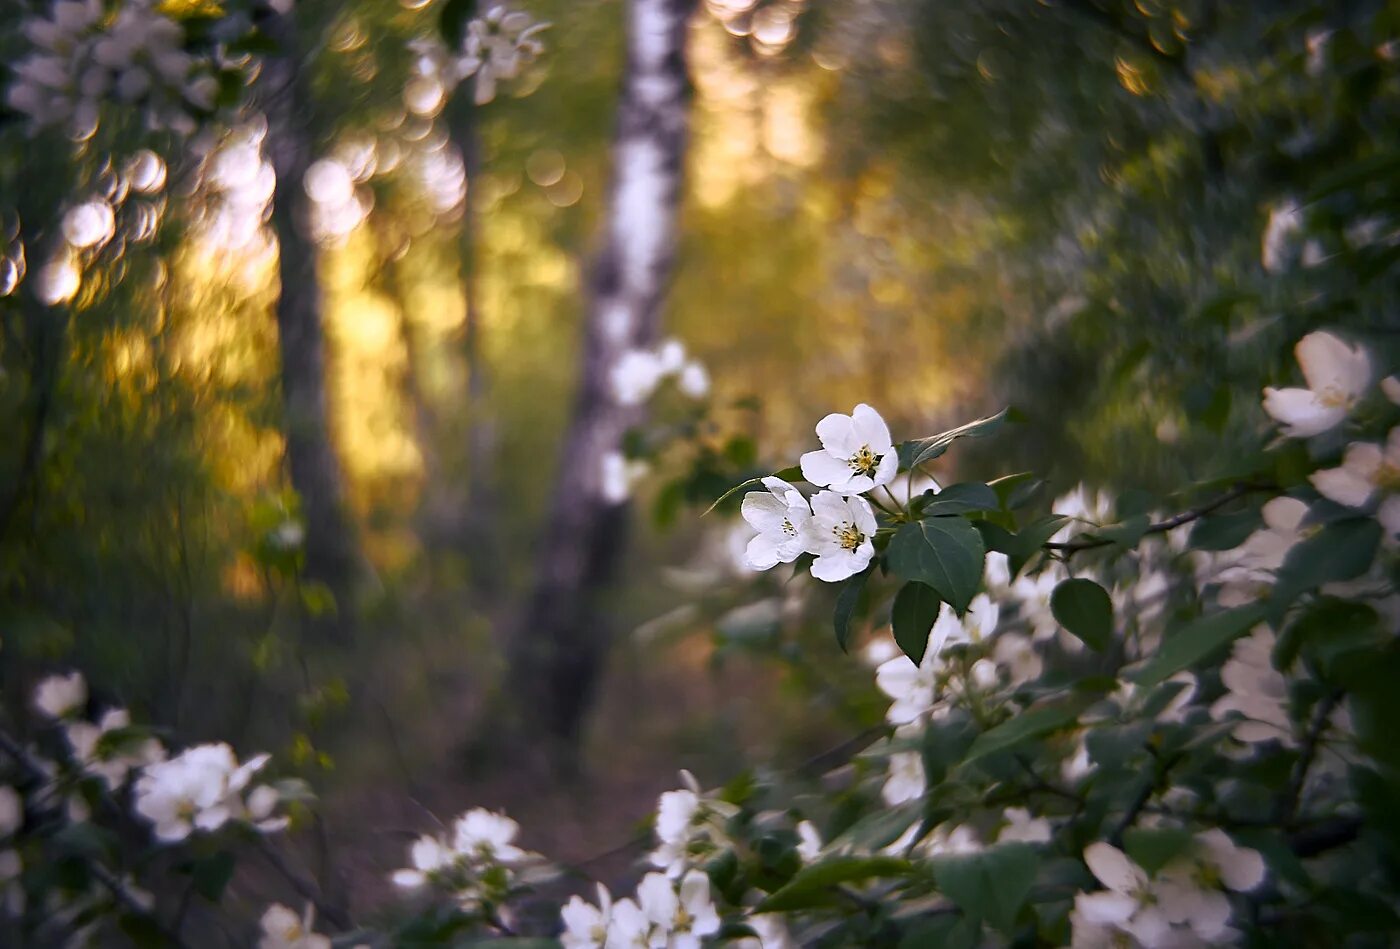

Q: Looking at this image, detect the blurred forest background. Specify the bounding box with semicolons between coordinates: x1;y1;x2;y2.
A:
2;0;1397;923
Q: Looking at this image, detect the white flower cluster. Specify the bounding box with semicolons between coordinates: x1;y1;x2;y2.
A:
646;770;738;876
601;339;710;502
560;872;721;949
30;671;163;823
611;339;710;407
560;771;802;948
133;743;287;842
19;671;288;853
391;807;543;910
458;5;549;105
6;0;219;141
1072;835;1265;947
741;403;896;583
405;5;549;112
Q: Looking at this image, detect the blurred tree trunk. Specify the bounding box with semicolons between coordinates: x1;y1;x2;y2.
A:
446;77;501;597
261;8;360;614
505;0;695;754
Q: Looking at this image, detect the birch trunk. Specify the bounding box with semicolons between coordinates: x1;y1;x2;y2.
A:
506;0;695;750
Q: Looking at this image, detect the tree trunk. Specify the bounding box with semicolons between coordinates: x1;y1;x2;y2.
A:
505;0;696;754
261;9;360;613
446;95;501;595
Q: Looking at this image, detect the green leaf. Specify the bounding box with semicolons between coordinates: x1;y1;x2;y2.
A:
754;857;912;913
988;472;1038;509
897;408;1010;469
891;582;942;664
1123;828;1194;876
834;568;872;652
1188;507;1263;551
192;851;236;903
772;465;803;482
1131;603;1268;688
1272;518;1381;609
888;517;986;614
921;482;999;516
962;694;1096;766
932;843;1039;933
1050;578;1114;652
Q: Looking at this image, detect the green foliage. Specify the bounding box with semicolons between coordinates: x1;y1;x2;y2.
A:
891;582;942;664
1050;578;1114;652
888;517;985;615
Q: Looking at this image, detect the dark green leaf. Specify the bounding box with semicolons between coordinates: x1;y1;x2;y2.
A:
192;851;236;903
1123;827;1193;876
1131;604;1268;688
754;857;912;913
963;695;1095;765
891;582;942;664
897;408;1010;469
1050;578;1114;652
1272;518;1381;609
1188;507;1263;551
932;843;1039;933
834;568;872;652
921;482;999;516
888;517;985;614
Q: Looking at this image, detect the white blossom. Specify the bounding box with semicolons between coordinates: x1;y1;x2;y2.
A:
1310;428;1400;539
636;870;721;949
133;744;279;842
1262;331;1372;437
1074;843;1172;947
799;403;898;494
741;477;813;571
7;0;219;138
457;5;550;105
647;773;736;878
795;820;822;862
998;806;1052;843
258;903;330;949
881;749;926;806
601;451;650;504
33;671;86;719
561;884;613;949
1211;626;1293;747
803;491;876;582
64;708;164;790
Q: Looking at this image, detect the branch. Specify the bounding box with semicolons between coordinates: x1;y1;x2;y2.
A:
1278;690;1343;827
0;727;190;947
1045;482;1275;555
253;836;353;931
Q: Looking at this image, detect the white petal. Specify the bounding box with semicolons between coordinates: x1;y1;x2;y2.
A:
815;412;860;456
741;492;789;532
1260;496;1308;532
1379;496;1400;538
1262;387;1344;437
1296;331;1371;400
851;403;893;453
1383;376;1400;406
1083;842;1145;894
744;533;782;571
800;449;851;489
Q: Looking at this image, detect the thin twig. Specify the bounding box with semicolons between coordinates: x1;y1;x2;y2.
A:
253;836;352;931
1045;482;1275;555
1278;690;1342;827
